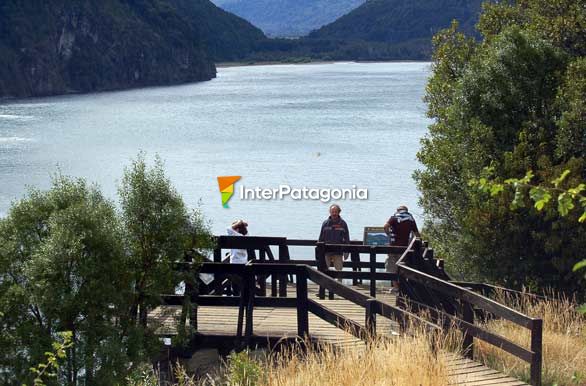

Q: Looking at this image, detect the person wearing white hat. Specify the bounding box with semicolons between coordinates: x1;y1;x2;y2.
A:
226;219;249;295
227;219;249;264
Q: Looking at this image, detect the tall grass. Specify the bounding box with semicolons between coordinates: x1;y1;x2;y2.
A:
475;291;586;386
128;327;457;386
264;331;452;386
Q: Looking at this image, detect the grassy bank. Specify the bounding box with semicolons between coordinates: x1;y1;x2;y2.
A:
476;292;586;386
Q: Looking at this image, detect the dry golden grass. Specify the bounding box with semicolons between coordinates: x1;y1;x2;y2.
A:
135;327;460;386
264;332;452;386
475;291;586;386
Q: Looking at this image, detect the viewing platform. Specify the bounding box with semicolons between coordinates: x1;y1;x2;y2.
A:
151;236;541;386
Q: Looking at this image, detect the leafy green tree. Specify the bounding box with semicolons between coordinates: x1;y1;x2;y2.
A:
119;153;211;329
25;331;73;386
415;0;585;292
0;156;213;384
0;175;135;385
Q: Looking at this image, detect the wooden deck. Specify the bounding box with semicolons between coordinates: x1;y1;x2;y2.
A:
151;282;528;386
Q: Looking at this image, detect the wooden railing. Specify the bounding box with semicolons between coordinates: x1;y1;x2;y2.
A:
396;238;543;386
209;236;388;296
164;262;439;344
173;235;543;386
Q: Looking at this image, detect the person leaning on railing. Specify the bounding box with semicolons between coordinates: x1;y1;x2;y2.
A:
226;219;249;295
318;204;350;279
384;205;420;294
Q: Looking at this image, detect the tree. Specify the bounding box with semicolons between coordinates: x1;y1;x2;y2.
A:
0;156;214;384
119;153;211;329
415;0;585;292
0;175;135;385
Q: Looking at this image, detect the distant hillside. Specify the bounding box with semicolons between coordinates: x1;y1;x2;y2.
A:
248;0;484;61
307;0;483;56
0;0;265;98
173;0;266;61
211;0;366;37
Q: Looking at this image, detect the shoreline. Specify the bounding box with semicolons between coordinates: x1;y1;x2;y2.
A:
216;59;430;68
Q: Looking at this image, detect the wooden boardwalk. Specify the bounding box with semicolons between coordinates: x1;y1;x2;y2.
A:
152;283;528;386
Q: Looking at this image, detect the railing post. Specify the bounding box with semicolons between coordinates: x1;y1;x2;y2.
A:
316;242;326;300
351;251;361;285
296;267;309;338
271;246;278;297
426;248;434;260
213;246;222;262
412;238;423;269
245;266;255;343
395;263;407;332
530;319;543;386
462;301;474;359
365;299;377;338
278;244;289;297
191;305;198;331
259;249;267;296
271;272;278;297
184;252;197;332
369;247;376;297
236;269;246;339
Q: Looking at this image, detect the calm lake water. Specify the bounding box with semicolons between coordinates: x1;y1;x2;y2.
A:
0;62;432;255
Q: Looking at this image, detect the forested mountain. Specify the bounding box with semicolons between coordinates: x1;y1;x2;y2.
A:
246;0;485;61
0;0;265;98
310;0;481;41
211;0;366;37
307;0;483;58
172;0;266;60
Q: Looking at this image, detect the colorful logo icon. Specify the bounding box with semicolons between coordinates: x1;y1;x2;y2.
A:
217;176;241;208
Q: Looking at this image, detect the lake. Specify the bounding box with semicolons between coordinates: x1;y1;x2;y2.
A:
0;62;432;252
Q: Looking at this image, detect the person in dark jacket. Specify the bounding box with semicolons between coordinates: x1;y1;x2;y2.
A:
318;204;350;273
384;205;420;292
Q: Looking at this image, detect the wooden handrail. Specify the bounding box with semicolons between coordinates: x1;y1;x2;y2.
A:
397;264;537;328
305;265;440;333
172;236;543;386
307;268;371;307
396;238;542;386
322;243;408;254
451;281;548;301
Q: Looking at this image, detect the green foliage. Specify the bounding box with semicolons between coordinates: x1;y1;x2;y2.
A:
0;154;213;384
0;175;134;384
226;350;263;386
471;168;586;220
416;0;586;292
120;152;209;328
125;363;160;386
24;331;73;386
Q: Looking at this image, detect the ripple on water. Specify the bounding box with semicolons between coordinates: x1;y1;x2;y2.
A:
0;136;33;144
